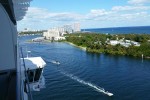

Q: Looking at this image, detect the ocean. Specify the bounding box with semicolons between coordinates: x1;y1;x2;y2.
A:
19;35;150;100
83;26;150;34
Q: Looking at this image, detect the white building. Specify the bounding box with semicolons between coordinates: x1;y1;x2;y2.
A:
110;40;119;45
63;25;73;33
43;28;65;41
43;23;81;40
130;41;140;46
108;39;140;47
73;23;81;32
120;42;131;47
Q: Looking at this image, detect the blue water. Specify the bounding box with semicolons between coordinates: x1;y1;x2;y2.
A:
83;26;150;34
19;35;150;100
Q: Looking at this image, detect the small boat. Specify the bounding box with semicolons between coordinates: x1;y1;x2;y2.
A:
51;60;60;65
105;91;113;96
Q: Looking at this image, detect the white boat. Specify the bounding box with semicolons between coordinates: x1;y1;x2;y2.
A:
105;91;113;96
51;60;60;65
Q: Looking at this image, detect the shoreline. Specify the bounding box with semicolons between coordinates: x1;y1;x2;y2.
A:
27;38;150;59
64;41;86;51
65;33;150;59
65;41;150;59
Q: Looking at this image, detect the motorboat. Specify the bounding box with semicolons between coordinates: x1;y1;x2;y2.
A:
105;91;113;96
51;60;60;65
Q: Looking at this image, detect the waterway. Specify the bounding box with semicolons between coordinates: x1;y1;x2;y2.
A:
19;35;150;100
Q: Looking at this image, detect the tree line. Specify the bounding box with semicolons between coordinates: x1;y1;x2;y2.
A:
19;30;46;35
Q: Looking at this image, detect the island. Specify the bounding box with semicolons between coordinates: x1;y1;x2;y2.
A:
65;33;150;58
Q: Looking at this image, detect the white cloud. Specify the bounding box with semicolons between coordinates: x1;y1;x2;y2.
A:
90;9;111;16
128;0;150;5
83;8;150;28
85;9;113;21
17;7;83;30
24;7;82;21
112;5;150;11
17;1;150;30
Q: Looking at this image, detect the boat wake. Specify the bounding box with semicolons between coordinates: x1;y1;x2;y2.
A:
60;70;113;96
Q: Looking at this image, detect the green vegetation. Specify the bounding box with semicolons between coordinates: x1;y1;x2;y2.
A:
19;30;45;35
65;33;150;58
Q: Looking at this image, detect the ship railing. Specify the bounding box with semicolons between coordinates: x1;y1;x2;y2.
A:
20;47;33;100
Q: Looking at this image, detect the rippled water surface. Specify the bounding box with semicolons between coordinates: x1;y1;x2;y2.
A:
19;35;150;100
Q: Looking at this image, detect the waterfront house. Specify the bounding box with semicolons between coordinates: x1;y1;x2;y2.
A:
108;39;140;47
130;41;140;46
109;40;119;45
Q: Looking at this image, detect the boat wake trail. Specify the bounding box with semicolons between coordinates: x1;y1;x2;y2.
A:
60;70;113;96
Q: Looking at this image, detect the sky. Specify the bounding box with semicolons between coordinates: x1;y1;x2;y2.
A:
17;0;150;31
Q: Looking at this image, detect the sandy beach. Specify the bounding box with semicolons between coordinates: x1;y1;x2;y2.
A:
65;42;86;51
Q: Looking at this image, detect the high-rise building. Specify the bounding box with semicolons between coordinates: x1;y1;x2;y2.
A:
63;24;73;33
73;23;81;32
